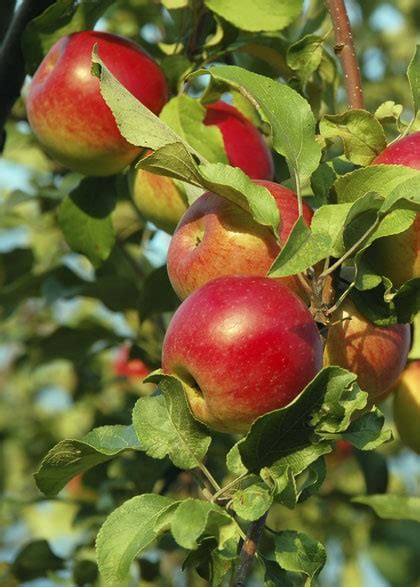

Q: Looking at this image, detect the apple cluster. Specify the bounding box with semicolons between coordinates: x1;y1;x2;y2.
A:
27;30;416;438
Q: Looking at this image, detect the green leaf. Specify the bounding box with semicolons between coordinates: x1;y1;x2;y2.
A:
407;45;420;115
268;216;331;277
132;374;212;470
320;110;387;166
22;0;114;74
137;265;179;318
341;410;392;450
236;367;370;471
354;449;389;495
170;499;237;550
34;425;141;497
352;495;420;522
11;539;64;581
231;482;273;521
58;177;116;267
375;101;404;127
204;0;303;32
263;558;294;587
96;494;176;585
160;95;228;163
287;35;324;85
274;530;326;582
200;65;321;185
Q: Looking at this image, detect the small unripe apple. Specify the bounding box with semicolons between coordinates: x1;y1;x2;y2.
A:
162;275;323;433
324;299;411;400
130;101;274;233
27;31;168;176
392;361;420;454
167;180;313;300
369;133;420;286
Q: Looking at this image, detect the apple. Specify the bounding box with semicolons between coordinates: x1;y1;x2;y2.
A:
162;275;323;433
369;132;420;286
114;345;150;379
393;361;420;453
324;299;411;400
130;101;274;233
166;179;313;301
26;31;168;176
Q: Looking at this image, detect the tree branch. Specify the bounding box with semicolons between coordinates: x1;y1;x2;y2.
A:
0;0;55;152
0;0;16;45
324;0;364;109
233;513;267;587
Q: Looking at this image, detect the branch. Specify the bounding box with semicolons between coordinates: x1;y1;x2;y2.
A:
0;0;16;44
233;513;268;587
324;0;364;109
0;0;55;152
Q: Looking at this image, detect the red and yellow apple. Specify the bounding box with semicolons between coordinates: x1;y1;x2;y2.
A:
324;299;411;400
130;101;274;233
166;179;313;301
27;31;168;176
369;132;420;286
114;345;150;379
162;275;323;433
392;361;420;454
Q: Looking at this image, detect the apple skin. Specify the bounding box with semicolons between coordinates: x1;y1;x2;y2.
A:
167;179;313;301
130;101;274;233
114;345;150;379
369;133;420;286
162;275;323;434
393;361;420;454
27;31;168;176
324;299;411;400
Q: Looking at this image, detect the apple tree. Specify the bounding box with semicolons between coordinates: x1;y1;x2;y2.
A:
0;0;420;585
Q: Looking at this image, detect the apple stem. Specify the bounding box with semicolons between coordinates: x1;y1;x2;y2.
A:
324;0;364;110
0;0;56;151
233;512;268;586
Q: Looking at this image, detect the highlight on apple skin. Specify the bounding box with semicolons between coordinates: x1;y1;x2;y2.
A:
130;100;274;233
368;132;420;287
323;299;411;400
27;31;168;176
162;275;323;434
167;180;313;301
392;361;420;454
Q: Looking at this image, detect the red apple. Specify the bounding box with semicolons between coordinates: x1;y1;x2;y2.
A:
392;361;420;454
162;275;323;433
114;345;150;379
130;101;274;233
27;31;168;176
369;133;420;286
167;179;313;300
324;299;411;400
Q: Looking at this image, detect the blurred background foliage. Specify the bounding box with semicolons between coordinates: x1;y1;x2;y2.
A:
0;0;420;585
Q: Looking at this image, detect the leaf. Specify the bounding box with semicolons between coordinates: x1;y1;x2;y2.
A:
375;101;404;126
204;0;303;32
22;0;114;74
58;177;116;267
274;530;326;582
287;35;324;85
341;410;392;450
231;482;273;521
160;95;228;163
11;540;64;581
352;495;420;522
132;374;212;470
96;494;176;585
34;425;141;497
137;264;179;318
170;499;237;550
320;110;387;166
407;45;420;115
236;367;370;471
268;216;331;277
354;449;389;495
200;65;321;185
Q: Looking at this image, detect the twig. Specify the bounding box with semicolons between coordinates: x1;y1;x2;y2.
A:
211;472;248;503
0;0;16;44
233;512;268;587
324;0;364;109
0;0;55;152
